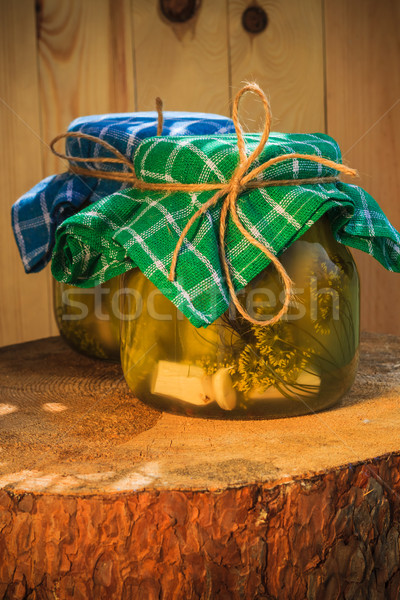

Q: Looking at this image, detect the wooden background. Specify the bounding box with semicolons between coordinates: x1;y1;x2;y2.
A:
0;0;399;347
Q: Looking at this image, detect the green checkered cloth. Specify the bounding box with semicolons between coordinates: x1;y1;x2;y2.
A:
51;132;400;327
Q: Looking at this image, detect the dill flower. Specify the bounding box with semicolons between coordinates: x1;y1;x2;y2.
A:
237;344;275;392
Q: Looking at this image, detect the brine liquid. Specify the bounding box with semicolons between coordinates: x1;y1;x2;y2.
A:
121;217;360;419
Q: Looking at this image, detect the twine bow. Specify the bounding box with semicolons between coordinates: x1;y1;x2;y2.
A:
51;83;358;327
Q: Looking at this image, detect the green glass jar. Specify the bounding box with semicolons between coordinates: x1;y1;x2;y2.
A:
53;275;121;361
120;216;360;419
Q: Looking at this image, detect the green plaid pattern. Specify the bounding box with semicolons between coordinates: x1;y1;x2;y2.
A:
51;132;400;327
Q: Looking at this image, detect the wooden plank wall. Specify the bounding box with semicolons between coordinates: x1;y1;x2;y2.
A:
0;0;53;344
325;0;400;337
0;0;399;347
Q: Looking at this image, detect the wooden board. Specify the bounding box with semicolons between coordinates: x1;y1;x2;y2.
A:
132;0;231;114
0;333;400;597
0;0;54;347
228;0;325;132
325;0;400;335
1;333;400;492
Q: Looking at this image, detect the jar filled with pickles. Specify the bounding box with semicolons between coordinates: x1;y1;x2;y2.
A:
120;216;360;418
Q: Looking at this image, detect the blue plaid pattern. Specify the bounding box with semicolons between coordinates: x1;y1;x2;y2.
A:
12;111;235;273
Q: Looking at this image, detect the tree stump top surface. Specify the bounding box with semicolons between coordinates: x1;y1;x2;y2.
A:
0;333;399;495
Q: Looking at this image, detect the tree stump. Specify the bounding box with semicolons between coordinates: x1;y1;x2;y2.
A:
0;332;400;599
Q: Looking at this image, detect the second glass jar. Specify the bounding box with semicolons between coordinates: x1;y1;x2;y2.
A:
53;275;121;361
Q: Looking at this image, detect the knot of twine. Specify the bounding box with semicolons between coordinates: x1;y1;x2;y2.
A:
51;83;358;327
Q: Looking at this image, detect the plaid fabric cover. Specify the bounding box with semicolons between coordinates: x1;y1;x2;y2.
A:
51;132;400;328
11;112;235;273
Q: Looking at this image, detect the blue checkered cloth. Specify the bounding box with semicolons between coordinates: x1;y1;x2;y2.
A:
12;111;235;273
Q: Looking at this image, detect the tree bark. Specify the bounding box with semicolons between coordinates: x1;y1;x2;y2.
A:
0;333;400;599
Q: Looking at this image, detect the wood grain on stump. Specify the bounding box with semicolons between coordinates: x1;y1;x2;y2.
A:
0;333;400;599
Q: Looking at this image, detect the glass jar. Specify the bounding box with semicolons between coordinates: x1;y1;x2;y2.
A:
53;275;121;361
120;216;360;419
